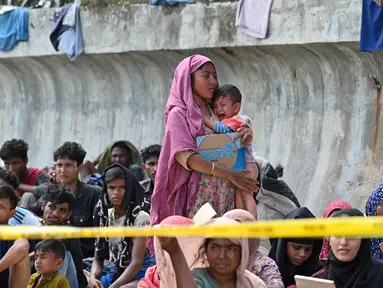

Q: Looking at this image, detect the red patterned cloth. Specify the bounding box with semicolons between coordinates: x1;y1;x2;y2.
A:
222;115;247;131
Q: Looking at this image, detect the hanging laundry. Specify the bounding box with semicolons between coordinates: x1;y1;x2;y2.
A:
236;0;273;39
0;8;28;51
150;0;198;5
360;0;383;52
50;3;83;61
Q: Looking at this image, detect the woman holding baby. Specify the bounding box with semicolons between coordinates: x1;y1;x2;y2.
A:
150;55;258;230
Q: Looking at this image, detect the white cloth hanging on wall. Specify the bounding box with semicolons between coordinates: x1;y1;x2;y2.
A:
236;0;273;39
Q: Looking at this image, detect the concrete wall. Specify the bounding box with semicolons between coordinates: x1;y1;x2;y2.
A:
1;0;382;215
0;0;361;58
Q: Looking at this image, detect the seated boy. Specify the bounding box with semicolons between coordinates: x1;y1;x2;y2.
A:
28;239;69;288
0;185;31;288
88;164;155;288
30;184;87;288
204;85;259;218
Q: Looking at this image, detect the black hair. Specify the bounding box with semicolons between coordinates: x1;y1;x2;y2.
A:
35;239;66;260
53;142;86;166
212;85;242;106
43;184;75;210
0;185;19;209
0;168;19;189
140;144;161;164
0;139;29;161
104;166;126;185
332;208;364;218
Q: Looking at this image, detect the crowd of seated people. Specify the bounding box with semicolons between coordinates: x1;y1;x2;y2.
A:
1;54;383;288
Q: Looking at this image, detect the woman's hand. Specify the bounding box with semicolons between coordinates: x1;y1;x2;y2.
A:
158;237;181;256
233;127;253;145
230;171;259;193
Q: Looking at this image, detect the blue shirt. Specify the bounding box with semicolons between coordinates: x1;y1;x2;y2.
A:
9;207;42;226
361;0;383;52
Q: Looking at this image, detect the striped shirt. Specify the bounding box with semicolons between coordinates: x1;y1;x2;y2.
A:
9;207;41;226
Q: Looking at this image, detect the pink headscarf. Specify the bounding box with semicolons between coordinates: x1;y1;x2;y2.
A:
150;55;215;227
223;209;261;269
191;217;267;288
138;216;201;288
319;200;352;259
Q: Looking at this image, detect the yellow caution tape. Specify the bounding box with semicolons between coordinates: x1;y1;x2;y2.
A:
2;216;383;240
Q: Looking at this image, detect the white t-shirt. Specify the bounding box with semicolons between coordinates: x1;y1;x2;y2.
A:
8;207;42;226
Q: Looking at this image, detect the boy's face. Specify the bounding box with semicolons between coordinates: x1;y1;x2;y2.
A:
55;159;78;185
34;249;63;275
0;198;15;224
107;178;126;207
213;95;241;121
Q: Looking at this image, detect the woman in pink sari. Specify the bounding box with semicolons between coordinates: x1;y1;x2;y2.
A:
150;55;257;231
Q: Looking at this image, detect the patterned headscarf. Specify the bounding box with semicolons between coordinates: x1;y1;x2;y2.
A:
366;184;383;260
320;200;352;259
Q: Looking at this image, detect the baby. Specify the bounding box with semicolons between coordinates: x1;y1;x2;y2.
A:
204;84;258;218
28;239;69;288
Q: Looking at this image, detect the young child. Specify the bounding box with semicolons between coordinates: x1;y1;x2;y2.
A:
204;84;259;218
28;239;69;288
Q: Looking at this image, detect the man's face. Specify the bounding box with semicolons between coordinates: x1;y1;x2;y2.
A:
111;147;131;167
42;201;72;225
0;198;15;224
106;178;126;207
55;159;78;185
3;157;27;178
142;156;159;183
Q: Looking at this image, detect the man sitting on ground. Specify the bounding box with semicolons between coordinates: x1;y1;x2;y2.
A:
139;144;161;212
0;185;31;288
53;142;101;259
0;168;41;226
29;184;87;288
82;141;146;187
0;139;51;209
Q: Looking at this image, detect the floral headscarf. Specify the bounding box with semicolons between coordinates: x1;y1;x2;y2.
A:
366;184;383;260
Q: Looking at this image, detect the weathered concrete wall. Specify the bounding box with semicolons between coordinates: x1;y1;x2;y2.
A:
0;0;361;58
1;1;382;215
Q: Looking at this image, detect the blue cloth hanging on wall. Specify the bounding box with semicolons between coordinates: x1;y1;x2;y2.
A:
0;8;28;51
360;0;383;52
